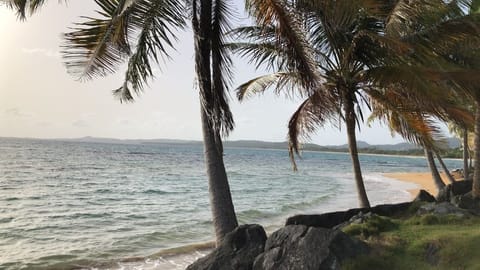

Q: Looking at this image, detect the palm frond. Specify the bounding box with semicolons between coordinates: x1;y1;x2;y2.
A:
236;72;300;100
228;26;289;71
63;0;137;80
287;89;338;169
245;0;323;96
210;0;235;136
112;0;186;102
1;0;58;19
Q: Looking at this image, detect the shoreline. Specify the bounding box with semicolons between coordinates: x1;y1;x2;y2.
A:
383;172;456;198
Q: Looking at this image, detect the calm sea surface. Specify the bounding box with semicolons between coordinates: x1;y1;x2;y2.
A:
0;138;462;269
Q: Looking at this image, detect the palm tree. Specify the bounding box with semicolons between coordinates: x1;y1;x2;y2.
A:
233;0;386;208
434;150;456;184
429;0;480;197
4;0;239;244
368;90;473;193
449;121;472;179
232;0;479;208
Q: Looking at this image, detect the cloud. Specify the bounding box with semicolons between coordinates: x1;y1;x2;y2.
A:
4;108;32;118
21;48;61;59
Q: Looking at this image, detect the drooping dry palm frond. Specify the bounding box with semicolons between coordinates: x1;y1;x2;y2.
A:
287;89;338;169
368;93;444;149
368;85;474;150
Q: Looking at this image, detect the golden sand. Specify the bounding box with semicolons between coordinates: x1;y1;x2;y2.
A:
383;172;458;198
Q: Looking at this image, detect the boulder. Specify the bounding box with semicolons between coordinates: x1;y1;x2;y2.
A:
454;192;480;215
417;202;469;217
372;202;412;216
414;190;436;203
253;225;369;270
436;180;472;202
347;211;374;225
286;202;411;228
187;224;267;270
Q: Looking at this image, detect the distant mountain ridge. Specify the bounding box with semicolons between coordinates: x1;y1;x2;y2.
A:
38;136;461;151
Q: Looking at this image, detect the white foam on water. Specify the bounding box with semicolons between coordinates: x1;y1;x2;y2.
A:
88;249;210;270
364;173;419;204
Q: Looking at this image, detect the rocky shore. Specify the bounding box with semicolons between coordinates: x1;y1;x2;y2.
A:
187;180;480;270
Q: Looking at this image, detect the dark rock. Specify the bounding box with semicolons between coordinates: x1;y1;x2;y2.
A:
323;229;370;266
436;180;472;202
286;202;411;228
414;189;436;203
348;212;373;225
417;202;468;217
253;225;369;270
187;224;267;270
454;192;480;215
371;202;412;216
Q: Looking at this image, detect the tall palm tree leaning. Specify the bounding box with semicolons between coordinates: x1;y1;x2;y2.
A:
3;0;239;244
434;150;456;184
368;93;472;193
233;0;382;208
356;0;479;194
432;0;480;198
449;121;472;179
232;0;480;208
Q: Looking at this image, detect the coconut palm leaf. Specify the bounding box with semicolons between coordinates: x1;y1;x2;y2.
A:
111;0;186;102
245;0;324;96
63;0;134;80
63;0;185;102
237;72;303;100
287;90;338;169
228;26;289;70
1;0;58;19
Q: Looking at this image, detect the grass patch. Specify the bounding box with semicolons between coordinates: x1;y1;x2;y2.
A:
343;214;480;270
343;215;397;238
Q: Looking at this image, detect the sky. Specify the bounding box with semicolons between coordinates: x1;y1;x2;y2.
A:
0;1;432;146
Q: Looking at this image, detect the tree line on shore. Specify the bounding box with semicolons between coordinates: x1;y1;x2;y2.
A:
3;0;480;245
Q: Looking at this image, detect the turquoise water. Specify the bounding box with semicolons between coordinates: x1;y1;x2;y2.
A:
0;138;462;269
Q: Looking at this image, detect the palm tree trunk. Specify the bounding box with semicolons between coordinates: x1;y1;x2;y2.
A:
345;99;370;208
200;108;238;245
193;0;238;244
469;149;473;173
424;148;446;193
434;150;456;183
463;127;469;180
472;102;480;198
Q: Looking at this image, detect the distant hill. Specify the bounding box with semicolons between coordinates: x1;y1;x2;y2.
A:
5;136;462;155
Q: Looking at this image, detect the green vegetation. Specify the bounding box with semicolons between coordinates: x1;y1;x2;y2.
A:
343;213;480;270
343;215;398;238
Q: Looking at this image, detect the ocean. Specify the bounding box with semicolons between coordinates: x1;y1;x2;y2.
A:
0;137;463;269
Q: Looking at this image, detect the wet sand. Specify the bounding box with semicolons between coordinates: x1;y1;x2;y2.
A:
383;172;459;198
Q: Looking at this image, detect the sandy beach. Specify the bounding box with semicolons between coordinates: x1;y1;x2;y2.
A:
384;172;459;197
